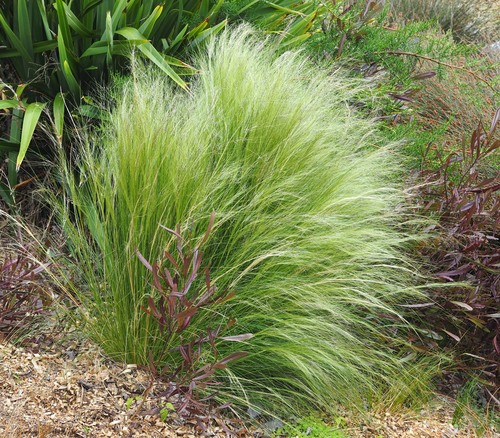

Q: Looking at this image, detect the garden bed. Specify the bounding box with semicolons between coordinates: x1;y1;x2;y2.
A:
0;333;488;437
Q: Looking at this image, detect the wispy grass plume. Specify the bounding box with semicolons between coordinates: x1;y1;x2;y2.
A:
52;26;438;416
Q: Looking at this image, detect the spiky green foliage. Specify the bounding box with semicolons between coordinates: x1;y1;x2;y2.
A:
0;1;320;207
52;26;438;416
219;0;318;47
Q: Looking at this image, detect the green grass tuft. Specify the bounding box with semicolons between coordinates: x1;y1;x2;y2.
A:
51;26;439;417
273;415;348;437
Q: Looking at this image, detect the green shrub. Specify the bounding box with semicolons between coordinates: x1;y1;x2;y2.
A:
51;26;439;416
308;0;386;58
0;0;318;103
309;16;475;81
305;11;483;132
306;9;497;167
379;47;499;170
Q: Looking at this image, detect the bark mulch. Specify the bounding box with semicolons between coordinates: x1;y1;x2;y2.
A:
0;333;232;437
0;333;497;437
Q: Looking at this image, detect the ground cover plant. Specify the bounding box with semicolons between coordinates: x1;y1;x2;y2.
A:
46;25;441;419
272;415;348;437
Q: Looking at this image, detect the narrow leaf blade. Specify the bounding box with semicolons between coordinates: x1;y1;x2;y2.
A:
17;102;46;170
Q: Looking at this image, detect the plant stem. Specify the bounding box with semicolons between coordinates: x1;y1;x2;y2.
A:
374;50;496;93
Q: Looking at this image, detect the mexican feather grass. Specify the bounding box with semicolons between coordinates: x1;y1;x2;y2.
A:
53;26;438;416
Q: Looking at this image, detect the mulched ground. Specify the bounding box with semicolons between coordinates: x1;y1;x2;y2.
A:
0;330;497;437
0;330;244;437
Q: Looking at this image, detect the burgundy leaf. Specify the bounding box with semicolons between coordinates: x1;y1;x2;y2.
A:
199;211;215;247
411;71;437;80
214;352;249;369
146;296;162;320
337;33;347;58
388;93;413;103
162;266;175;290
436;264;472;279
136;249;153;271
163;250;180;271
148;351;157;374
152;261;163;291
175;306;198;322
158;223;184;240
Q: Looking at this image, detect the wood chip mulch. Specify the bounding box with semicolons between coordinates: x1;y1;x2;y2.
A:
346;402;498;438
0;333;497;437
0;334;234;437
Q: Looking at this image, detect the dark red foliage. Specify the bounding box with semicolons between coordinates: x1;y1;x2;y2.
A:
0;253;51;339
136;213;252;428
417;109;500;387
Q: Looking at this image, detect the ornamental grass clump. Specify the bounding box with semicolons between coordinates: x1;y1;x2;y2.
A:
54;26;438;416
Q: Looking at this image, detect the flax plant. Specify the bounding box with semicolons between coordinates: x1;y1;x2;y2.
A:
52;26;439;416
